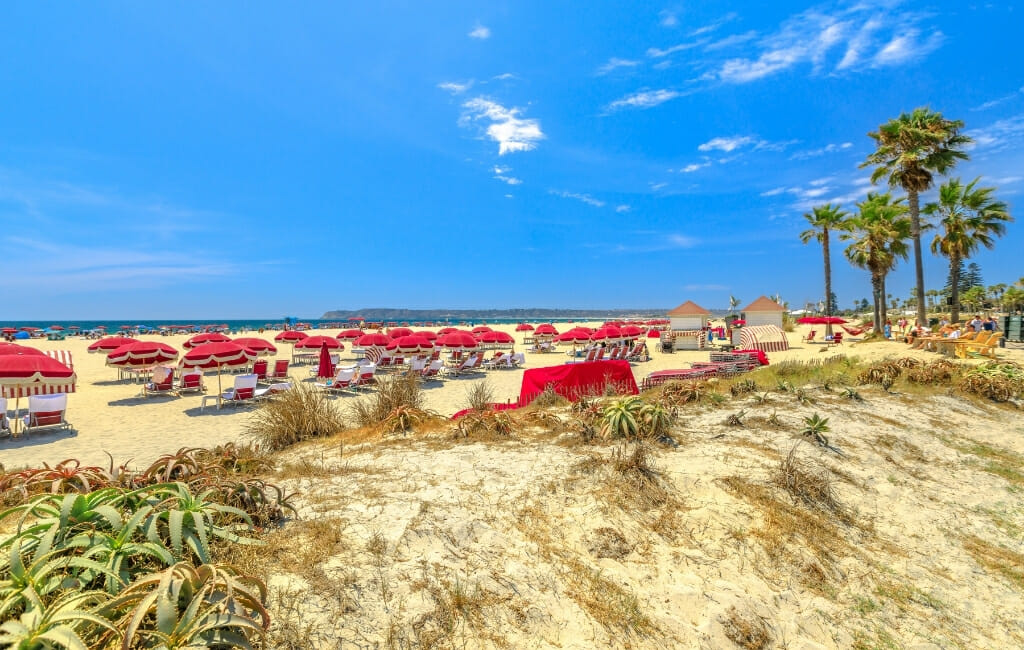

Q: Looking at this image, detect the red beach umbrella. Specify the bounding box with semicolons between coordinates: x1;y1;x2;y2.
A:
437;327;460;335
274;330;309;343
0;352;76;399
184;332;231;349
106;342;179;367
621;325;644;338
386;335;434;354
413;330;438;341
48;325;64;331
181;342;256;370
534;324;559;336
388;327;414;339
336;329;365;340
591;326;623;341
88;336;139;353
555;330;592;344
471;326;493;334
316;342;334;381
515;323;534;332
295;336;343;351
437;332;478;350
647;329;662;338
1;328;17;334
232;337;278;357
355;333;390;347
602;321;626;328
0;344;46;356
479;331;514;344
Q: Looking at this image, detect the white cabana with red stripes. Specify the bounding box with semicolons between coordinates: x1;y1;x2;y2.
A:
738;325;790;353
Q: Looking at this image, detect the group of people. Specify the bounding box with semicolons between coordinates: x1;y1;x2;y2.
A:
899;314;1000;344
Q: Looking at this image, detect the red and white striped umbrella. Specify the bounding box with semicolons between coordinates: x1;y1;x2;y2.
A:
515;323;534;332
0;352;77;398
336;329;365;340
413;330;438;341
471;326;493;334
294;336;343;351
106;342;179;367
181;342;257;370
478;331;514;344
386;335;434;354
183;332;232;349
534;324;559;336
0;343;45;356
274;330;309;343
232;337;278;357
87;336;139;353
388;327;414;339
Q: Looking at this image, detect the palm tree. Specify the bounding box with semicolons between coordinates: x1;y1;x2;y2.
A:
988;284;1008;311
841;192;912;330
862;107;971;328
926;289;940;311
799;203;848;335
728;295;741;315
924;177;1012;322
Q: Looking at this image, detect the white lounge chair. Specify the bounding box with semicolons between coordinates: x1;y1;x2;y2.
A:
22;394;71;433
0;397;8;436
202;374;258;409
316;367;356;392
256;382;293;400
350;364;377;390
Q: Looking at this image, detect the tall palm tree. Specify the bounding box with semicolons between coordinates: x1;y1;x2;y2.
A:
799;203;848;335
862;107;971;328
924;177;1012;322
841;193;912;330
926;289;940;311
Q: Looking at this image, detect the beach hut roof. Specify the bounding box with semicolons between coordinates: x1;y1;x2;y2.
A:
668;300;710;316
742;296;785;312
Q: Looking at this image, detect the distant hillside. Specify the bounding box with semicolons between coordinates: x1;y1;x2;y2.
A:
320;308;670;320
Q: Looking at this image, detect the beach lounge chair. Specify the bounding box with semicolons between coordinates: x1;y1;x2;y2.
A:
270;359;289;381
211;374;258;408
253;360;268;382
22;394;71;433
350;364;377;390
0;397;8;435
826;332;843;347
420;359;444;380
802;330;817;343
316;367;356;392
177;371;205;394
448;353;479;376
256;382;293;400
954;332;999;359
484;352;511;370
143;366;175;396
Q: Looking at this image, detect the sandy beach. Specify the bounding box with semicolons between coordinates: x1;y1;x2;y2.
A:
3;321;1021;470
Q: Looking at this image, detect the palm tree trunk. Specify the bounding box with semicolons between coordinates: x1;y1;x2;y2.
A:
823;228;833;336
871;275;883;331
908;190;927;327
950;254;961;323
880;275;888;327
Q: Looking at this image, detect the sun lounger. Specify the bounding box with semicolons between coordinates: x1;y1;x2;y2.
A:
420;359;444;380
802;330;817;343
177;371;205;394
202;374;258;410
270;359;289;381
0;397;8;436
483;352;512;370
22;394;71;433
350;364;377;390
253;360;269;382
143;366;175;396
954;332;999;359
447;353;480;376
256;382;293;400
317;367;356;392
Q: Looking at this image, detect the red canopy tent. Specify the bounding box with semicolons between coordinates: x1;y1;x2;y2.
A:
519;361;637;405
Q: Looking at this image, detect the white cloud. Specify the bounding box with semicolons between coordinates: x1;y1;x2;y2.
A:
505;194;514;199
438;81;472;95
873;29;943;66
596;57;642;75
460;98;544;155
650;182;668;191
809;177;833;187
972;87;1024;111
707;5;943;84
606;89;682;111
493;165;511;174
469;24;491;39
615;204;631;213
550;190;605;208
698;135;754;152
681;161;711;173
492;72;515;80
690;12;738;36
494;174;522;185
967;114;1024;151
646;41;703;58
789;141;853;160
704;30;758;51
760;187;786;197
660;11;678;27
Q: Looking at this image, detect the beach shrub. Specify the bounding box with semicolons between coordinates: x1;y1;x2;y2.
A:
248;382;346;451
463;380;495;412
530;385;569;408
455;409;516;438
800;414;832;448
857;359;904;387
349;374;423;428
775;444;845;519
600;397;643;439
377;405;440;435
638;402;673;439
661;380;706;405
729;378;759;397
906;359;960;384
958;362;1024;402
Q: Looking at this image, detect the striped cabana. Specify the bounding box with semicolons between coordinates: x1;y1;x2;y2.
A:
738;325;789;353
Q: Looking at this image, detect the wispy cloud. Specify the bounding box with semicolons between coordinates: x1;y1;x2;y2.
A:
697;135;797;153
660;10;679;28
690;12;738;36
704;30;758;51
596;57;642;75
646;41;703;58
971;87;1024;111
789;141;853;160
707;4;943;83
438;81;472;95
967;114;1024;151
615;204;631;213
680;161;711;173
460;98;544;155
606;89;682;111
610;233;698;254
468;24;491;39
550;190;605;208
493;165;522;185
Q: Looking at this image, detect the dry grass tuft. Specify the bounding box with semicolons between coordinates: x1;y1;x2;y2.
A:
530;385;570;408
349;374;424;427
722;605;773;649
463;379;495;412
247;382;347;451
587;526;631;559
565;559;657;637
962;535;1024;590
774;444;848;520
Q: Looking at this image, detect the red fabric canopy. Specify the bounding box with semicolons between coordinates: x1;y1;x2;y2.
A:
413;330;438;341
478;331;514;344
386;335;434;354
181;342;256;369
0;343;45;356
316;342;334;380
336;329;365;340
231;337;278;356
647;329;662;338
519;360;638;405
515;323;534;331
87;336;139;353
355;333;390;347
533;324;559;336
437;327;460;335
106;342;179;367
0;352;77;398
295;336;343;350
388;327;414;338
471;326;493;334
184;332;231;349
554;330;591;343
437;332;478;349
274;330;309;342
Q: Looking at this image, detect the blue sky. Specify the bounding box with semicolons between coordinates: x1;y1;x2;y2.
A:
1;1;1021;319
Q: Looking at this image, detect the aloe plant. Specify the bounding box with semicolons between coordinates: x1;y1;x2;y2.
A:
0;590;116;650
600;397;643;439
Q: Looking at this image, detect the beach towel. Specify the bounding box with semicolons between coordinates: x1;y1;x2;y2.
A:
519;360;638;405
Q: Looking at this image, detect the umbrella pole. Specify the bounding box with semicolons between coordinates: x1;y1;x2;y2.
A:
217;363;223;409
